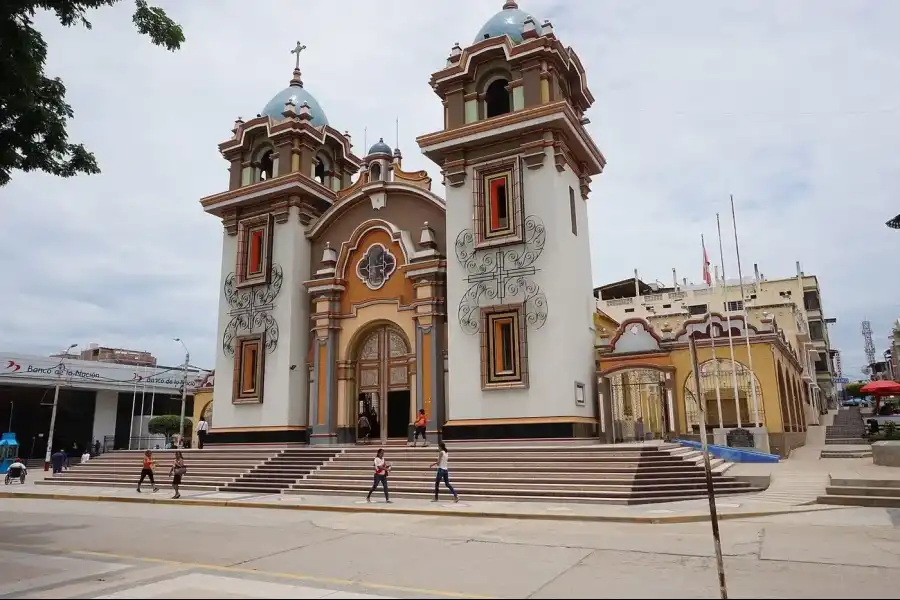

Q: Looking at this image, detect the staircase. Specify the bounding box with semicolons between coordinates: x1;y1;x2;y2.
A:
35;447;283;491
822;407;871;458
221;448;343;494
825;407;867;445
287;443;764;505
818;478;900;507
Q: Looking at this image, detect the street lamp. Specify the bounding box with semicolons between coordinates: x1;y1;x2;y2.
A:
44;343;77;471
174;338;190;446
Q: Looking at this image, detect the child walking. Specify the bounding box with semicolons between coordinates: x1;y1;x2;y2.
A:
430;442;459;503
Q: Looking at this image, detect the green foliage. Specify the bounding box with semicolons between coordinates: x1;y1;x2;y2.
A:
885;421;897;440
844;382;866;398
0;1;184;186
147;414;191;438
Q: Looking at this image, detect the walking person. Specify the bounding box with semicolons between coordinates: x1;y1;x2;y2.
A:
430;442;459;503
412;409;428;447
136;450;159;493
169;451;186;499
357;412;371;445
366;448;391;503
195;416;209;450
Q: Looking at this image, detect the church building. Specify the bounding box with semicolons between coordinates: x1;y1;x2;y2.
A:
199;1;606;445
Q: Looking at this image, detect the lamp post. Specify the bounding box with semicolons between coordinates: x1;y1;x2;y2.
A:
44;343;77;471
174;338;190;446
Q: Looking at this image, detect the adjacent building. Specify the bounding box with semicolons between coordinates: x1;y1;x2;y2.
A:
595;263;837;418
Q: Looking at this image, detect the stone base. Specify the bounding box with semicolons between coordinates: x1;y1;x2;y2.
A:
872;441;900;466
205;427;309;445
442;419;595;441
712;426;771;454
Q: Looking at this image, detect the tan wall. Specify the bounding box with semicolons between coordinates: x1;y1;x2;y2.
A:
338;229;416;315
666;342;785;434
192;390;213;430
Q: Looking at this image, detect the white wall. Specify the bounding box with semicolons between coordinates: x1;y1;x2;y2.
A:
212;206;311;429
92;390;118;443
445;147;597;421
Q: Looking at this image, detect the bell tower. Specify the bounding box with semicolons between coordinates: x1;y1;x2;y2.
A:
417;2;606;439
200;44;361;444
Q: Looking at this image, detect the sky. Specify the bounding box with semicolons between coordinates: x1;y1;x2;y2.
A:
1;0;898;376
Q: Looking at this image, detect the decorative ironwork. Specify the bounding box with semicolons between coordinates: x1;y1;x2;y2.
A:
389;330;407;357
356;243;397;290
608;369;669;443
222;264;284;357
683;358;765;430
455;216;548;334
360;334;380;360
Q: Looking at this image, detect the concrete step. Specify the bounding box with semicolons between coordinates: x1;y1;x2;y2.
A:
286;486;763;505
48;475;236;485
297;477;747;493
820;450;872;459
34;479;218;491
831;478;900;488
817;494;900;508
826;486;900;498
306;472;722;485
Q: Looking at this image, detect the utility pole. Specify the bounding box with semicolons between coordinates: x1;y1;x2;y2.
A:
175;338;190;445
44;343;77;471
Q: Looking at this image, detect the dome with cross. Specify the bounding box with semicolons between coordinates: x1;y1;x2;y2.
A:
260;42;329;127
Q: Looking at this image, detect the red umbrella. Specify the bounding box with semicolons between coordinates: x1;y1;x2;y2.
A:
861;380;900;414
861;380;900;395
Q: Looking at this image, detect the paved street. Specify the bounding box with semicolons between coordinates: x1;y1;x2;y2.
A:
2;498;900;598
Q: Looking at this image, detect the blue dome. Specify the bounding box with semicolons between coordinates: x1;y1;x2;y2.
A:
368;138;392;155
261;85;329;127
474;6;541;45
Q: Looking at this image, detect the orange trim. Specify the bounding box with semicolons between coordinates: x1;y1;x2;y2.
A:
248;230;263;274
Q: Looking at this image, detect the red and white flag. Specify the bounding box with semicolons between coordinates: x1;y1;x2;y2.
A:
701;234;712;285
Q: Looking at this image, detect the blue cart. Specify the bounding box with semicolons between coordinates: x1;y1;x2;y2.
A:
0;433;20;474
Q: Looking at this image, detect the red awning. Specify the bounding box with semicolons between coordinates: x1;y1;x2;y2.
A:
861;380;900;395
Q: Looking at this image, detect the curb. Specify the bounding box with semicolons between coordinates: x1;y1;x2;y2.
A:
0;491;839;524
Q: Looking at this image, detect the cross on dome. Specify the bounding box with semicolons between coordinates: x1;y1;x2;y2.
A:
291;41;307;70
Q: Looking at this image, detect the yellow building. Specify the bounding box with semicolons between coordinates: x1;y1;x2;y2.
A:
595;266;836;418
596;313;809;457
191;371;214;438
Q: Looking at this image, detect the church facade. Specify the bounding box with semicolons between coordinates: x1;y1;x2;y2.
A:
199;1;606;445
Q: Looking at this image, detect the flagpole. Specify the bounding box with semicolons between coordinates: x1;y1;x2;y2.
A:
717;213;742;428
731;195;761;427
703;234;725;430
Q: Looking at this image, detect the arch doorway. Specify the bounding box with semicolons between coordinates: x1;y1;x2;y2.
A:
354;325;411;443
608;368;670;442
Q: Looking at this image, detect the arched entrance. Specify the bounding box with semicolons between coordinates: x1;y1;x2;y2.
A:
608;368;670;442
354;324;411;442
684;358;765;430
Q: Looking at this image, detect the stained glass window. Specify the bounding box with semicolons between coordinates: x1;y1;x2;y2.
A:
356;243;397;290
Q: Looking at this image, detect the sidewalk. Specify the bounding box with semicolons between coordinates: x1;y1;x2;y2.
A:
0;480;837;524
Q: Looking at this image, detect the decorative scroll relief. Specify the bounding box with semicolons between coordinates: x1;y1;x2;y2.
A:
222;264;283;357
455;215;548;335
356;243;397;291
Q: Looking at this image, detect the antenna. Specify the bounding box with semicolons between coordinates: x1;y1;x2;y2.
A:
363;126;367;153
395;116;399;150
862;319;876;368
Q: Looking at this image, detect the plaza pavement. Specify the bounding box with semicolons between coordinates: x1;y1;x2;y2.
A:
3;496;900;598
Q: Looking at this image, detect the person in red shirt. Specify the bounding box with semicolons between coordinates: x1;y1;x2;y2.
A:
413;409;428;447
136;450;159;493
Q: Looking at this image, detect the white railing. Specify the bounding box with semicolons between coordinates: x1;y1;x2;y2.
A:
606;297;634;307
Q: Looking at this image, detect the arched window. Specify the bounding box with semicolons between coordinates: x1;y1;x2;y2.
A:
485;78;511;118
259;149;274;181
370;163;382;181
314;151;332;187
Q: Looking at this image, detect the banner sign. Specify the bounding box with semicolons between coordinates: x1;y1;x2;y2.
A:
0;352;209;393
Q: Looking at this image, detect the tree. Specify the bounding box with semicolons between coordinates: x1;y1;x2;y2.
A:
0;1;184;186
844;382;866;398
148;414;191;439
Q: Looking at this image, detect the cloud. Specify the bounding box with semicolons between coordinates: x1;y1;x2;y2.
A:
0;0;897;375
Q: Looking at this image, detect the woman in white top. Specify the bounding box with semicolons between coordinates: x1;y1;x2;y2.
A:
429;442;459;502
366;448;391;503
